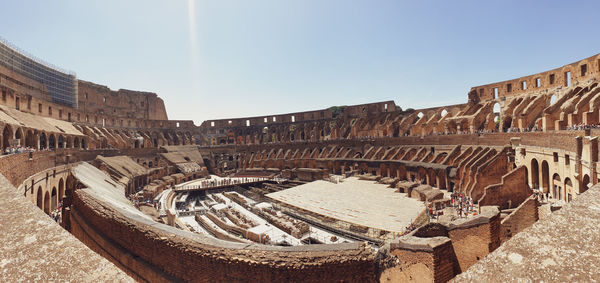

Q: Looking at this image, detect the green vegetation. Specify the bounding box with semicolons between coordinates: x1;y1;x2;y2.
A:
328;106;347;119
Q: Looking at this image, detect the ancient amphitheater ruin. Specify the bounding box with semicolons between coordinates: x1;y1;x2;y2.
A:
2;35;600;282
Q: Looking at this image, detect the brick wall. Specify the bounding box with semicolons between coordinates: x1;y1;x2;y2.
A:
478;166;532;210
500;196;539;243
447;212;500;272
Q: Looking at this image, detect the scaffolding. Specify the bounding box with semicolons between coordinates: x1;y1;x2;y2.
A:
0;36;78;108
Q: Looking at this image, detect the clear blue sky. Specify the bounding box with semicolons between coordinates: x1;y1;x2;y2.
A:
1;1;599;124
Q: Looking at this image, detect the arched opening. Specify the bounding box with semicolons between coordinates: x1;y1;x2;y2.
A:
552;174;562;200
51;187;57;211
541;161;550;193
57;135;64;148
43;191;50;215
531;159;539;190
427;169;437;187
441;109;448;117
48;134;56;149
134;139;140;148
417;112;424;119
564;178;573;202
550;94;557;105
14;127;22;147
502;116;512;131
74;137;80;148
493;103;501;131
81;138;87;149
582;174;590;193
379;164;388;177
25;130;35;148
417;168;428;184
58;178;65;204
36;186;42;210
300;131;305;140
2;125;12;150
40;133;47;150
290;133;295;141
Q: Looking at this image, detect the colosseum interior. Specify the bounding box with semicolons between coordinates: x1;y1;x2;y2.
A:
2;32;600;282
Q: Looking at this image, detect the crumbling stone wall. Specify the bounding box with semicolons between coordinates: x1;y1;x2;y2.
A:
78;80;168;121
500;196;539;242
446;209;501;272
478;166;532;210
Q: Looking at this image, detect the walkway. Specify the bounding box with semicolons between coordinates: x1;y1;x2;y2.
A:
0;172;132;281
174;176;271;192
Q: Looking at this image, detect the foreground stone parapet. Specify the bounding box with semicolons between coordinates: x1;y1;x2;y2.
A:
0;173;131;282
454;183;600;282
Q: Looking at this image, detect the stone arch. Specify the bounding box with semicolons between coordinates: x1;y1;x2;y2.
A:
541;160;550;193
550;94;557;105
582;174;590;193
530;159;539;190
14;127;23;146
36;186;42;210
437;171;447;190
379;163;388;177
51;187;57;211
58;178;65;204
57;135;64;148
564;178;573;202
43;191;50;215
2;124;12;149
552;173;562;200
397;165;407;181
40;132;47;150
25;129;35;148
48;134;56;149
74;137;80;148
441;109;448;117
493;103;501;131
427;169;436;187
417;167;428;184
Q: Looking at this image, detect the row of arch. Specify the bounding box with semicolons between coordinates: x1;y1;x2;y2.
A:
529;158;588;202
35;178;65;215
0;122;196;151
0;124;87;151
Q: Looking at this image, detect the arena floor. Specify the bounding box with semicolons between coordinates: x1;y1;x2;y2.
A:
267;177;425;233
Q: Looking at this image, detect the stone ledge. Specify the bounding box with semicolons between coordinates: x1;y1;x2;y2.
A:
0;173;132;282
454;183;600;282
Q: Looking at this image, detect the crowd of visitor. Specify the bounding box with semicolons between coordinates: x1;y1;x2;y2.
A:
50;201;62;224
3;146;35;155
184;177;267;190
567;123;600;131
450;192;475;218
